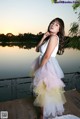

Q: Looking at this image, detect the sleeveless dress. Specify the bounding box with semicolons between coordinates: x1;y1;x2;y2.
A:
31;36;66;118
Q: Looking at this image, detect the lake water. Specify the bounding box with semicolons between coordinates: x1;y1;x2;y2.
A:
0;46;80;79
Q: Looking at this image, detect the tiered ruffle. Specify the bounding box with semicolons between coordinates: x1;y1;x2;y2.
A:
31;55;66;117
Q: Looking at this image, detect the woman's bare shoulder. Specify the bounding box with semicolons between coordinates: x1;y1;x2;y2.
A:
49;35;58;43
50;34;58;39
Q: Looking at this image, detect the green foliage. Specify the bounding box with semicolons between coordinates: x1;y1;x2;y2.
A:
69;0;80;37
78;12;80;21
69;22;79;36
51;0;57;3
65;36;80;50
72;1;80;10
51;0;54;3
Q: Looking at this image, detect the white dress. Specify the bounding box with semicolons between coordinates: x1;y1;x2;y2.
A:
31;36;80;119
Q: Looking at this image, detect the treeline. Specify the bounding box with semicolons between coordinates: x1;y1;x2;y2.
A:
0;33;43;44
0;33;80;50
0;33;43;49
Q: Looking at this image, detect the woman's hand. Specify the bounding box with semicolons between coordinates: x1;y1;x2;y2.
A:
35;32;51;52
35;46;39;52
43;32;51;39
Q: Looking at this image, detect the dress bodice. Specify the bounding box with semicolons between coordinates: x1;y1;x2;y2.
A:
39;36;59;57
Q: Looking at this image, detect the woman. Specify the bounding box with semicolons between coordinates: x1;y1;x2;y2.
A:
31;17;67;119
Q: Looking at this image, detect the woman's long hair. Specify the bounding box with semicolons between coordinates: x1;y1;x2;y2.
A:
45;18;65;55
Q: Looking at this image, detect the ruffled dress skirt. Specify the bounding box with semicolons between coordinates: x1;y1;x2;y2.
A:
31;54;66;118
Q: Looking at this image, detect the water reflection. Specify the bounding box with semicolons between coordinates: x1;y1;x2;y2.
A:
0;46;40;79
0;42;36;49
0;46;80;79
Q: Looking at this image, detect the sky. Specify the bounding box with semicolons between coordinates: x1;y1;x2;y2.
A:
0;0;79;36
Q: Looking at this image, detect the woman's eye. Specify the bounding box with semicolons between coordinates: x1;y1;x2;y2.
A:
56;24;58;26
51;23;54;26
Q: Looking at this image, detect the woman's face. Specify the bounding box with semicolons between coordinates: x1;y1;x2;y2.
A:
49;21;60;34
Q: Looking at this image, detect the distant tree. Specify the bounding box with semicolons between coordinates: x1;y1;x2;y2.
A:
69;22;79;36
0;34;9;42
6;33;14;37
69;1;80;36
37;32;43;35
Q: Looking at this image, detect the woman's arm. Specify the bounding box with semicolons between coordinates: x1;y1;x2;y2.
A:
40;35;58;67
36;32;50;52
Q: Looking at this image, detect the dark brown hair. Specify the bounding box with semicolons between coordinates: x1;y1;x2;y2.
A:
48;18;65;55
